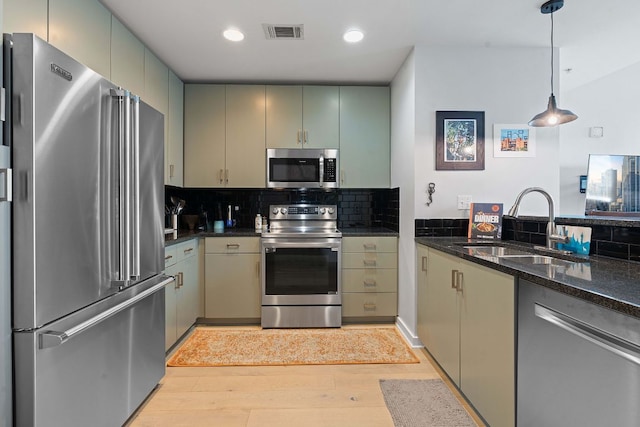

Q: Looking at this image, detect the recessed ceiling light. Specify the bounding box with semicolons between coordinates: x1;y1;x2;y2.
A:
343;29;364;43
223;29;245;42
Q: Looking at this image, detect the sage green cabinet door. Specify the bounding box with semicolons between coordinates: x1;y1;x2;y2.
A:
167;70;184;186
3;0;48;40
110;16;144;97
302;86;339;149
49;0;111;78
416;244;429;346
164;263;179;351
204;253;261;319
184;84;226;187
266;85;302;148
424;249;461;385
176;249;199;339
459;260;514;427
339;86;390;188
226;85;266;187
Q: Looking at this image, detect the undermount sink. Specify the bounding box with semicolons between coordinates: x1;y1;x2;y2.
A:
463;246;532;257
498;254;580;269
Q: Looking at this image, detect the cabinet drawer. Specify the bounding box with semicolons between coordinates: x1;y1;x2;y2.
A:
342;252;397;269
164;246;178;268
342;236;397;253
175;238;198;262
342;292;397;317
205;237;260;254
342;268;397;293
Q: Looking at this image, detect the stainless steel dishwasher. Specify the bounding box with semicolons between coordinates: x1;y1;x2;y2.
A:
518;279;640;427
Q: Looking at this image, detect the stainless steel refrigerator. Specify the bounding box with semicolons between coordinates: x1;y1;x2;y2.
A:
7;33;173;427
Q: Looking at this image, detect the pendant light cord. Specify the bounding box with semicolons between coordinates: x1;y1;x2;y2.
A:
550;12;555;95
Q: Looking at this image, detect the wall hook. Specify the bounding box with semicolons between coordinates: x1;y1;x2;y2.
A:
426;182;436;206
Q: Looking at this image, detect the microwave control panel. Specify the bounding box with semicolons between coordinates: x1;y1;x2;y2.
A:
323;158;337;182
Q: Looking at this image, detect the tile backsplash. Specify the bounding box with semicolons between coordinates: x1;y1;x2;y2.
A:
165;186;399;232
415;215;640;262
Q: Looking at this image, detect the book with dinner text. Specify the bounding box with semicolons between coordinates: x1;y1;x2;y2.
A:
467;203;503;239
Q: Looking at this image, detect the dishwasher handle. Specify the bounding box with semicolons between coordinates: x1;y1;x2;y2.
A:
535;303;640;366
39;276;174;349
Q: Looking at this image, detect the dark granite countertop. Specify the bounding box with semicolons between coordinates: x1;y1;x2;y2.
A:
513;215;640;227
415;236;640;319
340;227;399;237
164;228;261;246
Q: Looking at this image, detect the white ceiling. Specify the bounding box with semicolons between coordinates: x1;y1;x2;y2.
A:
99;0;640;90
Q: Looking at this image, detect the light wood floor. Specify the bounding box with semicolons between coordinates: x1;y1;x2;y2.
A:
127;325;484;427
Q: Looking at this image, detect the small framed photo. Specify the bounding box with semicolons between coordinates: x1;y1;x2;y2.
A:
493;124;536;157
435;111;485;171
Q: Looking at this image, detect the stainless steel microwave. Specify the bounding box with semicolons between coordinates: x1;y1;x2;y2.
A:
267;148;339;189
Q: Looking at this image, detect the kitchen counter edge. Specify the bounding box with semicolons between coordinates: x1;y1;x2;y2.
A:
416;236;640;319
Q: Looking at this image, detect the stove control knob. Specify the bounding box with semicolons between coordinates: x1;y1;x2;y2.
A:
280;208;288;215
328;207;335;214
272;207;279;215
320;208;327;214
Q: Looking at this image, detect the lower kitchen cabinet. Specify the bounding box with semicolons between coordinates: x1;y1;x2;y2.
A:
416;245;515;427
342;236;398;320
204;237;261;320
164;238;200;351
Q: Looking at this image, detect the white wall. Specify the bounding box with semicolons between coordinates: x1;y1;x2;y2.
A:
390;49;417;343
393;45;560;340
560;61;640;215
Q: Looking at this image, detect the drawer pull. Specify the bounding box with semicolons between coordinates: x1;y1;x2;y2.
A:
165;255;173;261
184;247;194;254
227;243;240;249
363;280;377;287
363;243;377;251
363;303;377;311
421;256;428;272
363;260;377;267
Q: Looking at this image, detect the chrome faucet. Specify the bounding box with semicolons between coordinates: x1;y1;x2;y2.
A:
508;187;568;251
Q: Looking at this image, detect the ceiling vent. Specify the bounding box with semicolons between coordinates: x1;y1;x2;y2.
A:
262;24;304;40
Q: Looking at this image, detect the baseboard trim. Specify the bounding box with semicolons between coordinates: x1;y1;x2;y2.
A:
395;316;423;348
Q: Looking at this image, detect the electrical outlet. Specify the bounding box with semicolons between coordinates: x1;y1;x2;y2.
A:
457;195;472;210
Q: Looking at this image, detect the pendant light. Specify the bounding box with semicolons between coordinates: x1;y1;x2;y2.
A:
528;0;578;127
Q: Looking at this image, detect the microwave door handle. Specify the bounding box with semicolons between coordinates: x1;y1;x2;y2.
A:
319;155;324;186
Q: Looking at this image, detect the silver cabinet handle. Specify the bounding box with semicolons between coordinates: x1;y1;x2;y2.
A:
451;270;458;289
421;256;428;272
169;164;175;178
164;255;173;261
39;276;174;349
363;243;377;251
297;129;302;144
225;169;229;184
184;247;194;254
456;271;463;293
219;169;224;184
363;303;377;311
363;260;377;267
303;130;308;143
0;168;12;202
226;243;240;249
340;169;345;185
363;279;377;288
535;304;640;366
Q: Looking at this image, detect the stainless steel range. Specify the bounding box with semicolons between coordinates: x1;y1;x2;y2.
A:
261;204;342;328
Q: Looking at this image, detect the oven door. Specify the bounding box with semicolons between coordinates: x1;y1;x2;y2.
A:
261;237;341;306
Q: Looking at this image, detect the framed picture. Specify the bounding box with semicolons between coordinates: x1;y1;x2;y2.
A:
493;124;536;157
435;111;485;170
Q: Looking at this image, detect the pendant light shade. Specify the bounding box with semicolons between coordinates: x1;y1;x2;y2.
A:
528;0;577;127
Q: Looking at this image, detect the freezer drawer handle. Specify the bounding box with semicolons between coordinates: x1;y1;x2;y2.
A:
38;276;174;349
535;303;640;366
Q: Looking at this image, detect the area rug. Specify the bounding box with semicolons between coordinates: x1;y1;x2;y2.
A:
167;327;419;367
380;379;476;427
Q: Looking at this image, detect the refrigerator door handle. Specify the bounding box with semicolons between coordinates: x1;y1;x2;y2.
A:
122;90;132;283
111;88;127;283
39;276;174;349
131;95;141;280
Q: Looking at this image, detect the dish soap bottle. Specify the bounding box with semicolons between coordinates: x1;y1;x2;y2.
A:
255;214;262;232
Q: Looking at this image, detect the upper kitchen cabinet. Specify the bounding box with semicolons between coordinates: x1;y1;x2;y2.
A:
143;48;169;115
266;85;339;149
225;85;266;187
184;84;266;188
110;16;145;97
49;0;111;79
3;0;48;40
184;84;226;187
339;86;390;188
166;70;184;187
